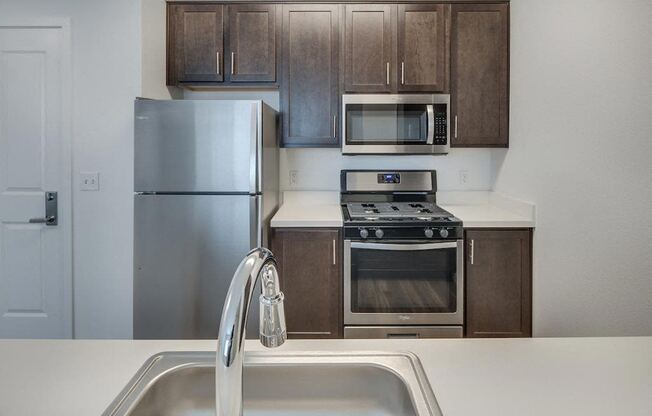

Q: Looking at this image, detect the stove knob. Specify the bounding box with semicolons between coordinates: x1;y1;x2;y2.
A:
439;228;449;238
375;229;384;239
359;228;369;239
424;228;434;238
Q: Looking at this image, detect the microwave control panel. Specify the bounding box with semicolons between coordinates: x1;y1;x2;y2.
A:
434;103;448;145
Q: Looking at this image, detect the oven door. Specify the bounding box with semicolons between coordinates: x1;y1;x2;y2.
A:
344;240;464;325
341;94;449;155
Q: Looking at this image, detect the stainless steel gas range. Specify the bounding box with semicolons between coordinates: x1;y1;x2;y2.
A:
341;170;464;339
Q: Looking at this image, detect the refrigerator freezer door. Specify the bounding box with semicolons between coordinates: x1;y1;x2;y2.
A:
135;99;260;193
134;194;261;339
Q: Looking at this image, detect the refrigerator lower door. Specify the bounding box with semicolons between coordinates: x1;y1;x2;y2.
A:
134;194;261;339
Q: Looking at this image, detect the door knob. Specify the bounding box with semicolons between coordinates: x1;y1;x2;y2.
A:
29;216;56;224
29;192;58;226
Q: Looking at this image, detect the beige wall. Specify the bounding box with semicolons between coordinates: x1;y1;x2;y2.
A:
141;0;181;99
497;0;652;336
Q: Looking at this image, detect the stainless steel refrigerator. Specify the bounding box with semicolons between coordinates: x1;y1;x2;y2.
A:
133;99;279;339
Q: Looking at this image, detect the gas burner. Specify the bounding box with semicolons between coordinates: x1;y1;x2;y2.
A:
340;170;463;240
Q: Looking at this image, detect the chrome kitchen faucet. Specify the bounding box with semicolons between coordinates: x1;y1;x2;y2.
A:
216;248;287;416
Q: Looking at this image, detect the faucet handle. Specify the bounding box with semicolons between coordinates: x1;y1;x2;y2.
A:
259;291;286;348
259;263;287;348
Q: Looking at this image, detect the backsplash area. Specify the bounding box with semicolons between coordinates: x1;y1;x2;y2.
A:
280;148;502;191
184;90;503;192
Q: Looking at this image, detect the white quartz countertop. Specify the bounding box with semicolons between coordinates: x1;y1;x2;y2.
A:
271;191;536;228
0;337;650;416
271;191;343;227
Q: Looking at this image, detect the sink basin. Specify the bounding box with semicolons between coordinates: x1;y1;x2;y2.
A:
103;351;442;416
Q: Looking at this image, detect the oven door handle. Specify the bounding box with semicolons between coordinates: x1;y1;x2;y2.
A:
350;241;458;251
426;104;435;145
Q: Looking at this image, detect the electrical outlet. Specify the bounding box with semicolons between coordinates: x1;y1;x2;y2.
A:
80;172;100;191
289;170;298;187
459;170;469;185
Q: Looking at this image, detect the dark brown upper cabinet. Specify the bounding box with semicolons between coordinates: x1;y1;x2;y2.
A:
270;228;342;339
397;4;449;92
465;229;532;338
451;3;509;147
344;4;394;92
281;4;340;148
167;4;224;85
226;4;279;83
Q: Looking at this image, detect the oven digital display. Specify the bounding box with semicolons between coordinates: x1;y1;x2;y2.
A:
378;173;400;184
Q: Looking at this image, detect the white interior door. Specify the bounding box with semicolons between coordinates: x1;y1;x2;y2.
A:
0;24;71;338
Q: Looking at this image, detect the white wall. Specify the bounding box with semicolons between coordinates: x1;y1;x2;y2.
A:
497;0;652;336
279;148;500;191
0;0;140;338
142;0;182;100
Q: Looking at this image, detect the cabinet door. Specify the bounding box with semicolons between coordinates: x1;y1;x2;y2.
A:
397;4;448;92
168;4;224;84
451;4;509;147
344;4;394;92
281;4;339;147
465;229;532;337
226;4;278;82
270;228;342;339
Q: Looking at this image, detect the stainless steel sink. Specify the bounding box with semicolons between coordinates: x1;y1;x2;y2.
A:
103;351;443;416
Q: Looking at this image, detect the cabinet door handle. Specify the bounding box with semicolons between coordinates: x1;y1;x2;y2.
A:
454;115;458;139
401;61;405;85
231;52;235;75
386;62;390;85
332;239;336;265
470;239;475;265
216;52;220;75
333;115;337;139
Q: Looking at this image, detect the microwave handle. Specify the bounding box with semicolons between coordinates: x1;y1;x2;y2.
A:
426;104;435;145
350;241;458;251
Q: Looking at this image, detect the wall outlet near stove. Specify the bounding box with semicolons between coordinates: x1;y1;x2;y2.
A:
459;170;469;185
289;170;298;187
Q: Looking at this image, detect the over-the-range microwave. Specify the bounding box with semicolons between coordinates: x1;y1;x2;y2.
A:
341;94;450;155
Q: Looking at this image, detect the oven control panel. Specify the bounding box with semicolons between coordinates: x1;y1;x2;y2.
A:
347;226;462;241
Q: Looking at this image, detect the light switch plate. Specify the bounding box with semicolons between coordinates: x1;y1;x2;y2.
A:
80;172;100;191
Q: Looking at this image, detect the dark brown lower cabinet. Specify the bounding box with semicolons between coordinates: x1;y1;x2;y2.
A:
465;229;532;337
270;228;342;339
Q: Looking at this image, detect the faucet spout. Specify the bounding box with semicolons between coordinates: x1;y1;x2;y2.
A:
216;248;286;416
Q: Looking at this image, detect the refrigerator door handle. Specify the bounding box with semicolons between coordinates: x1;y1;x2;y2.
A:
250;103;260;195
250;195;262;248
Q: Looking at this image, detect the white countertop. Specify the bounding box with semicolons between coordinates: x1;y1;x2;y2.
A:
271;191;343;227
271;191;535;228
0;337;650;416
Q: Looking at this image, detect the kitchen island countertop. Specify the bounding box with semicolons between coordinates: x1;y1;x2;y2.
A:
0;337;649;416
